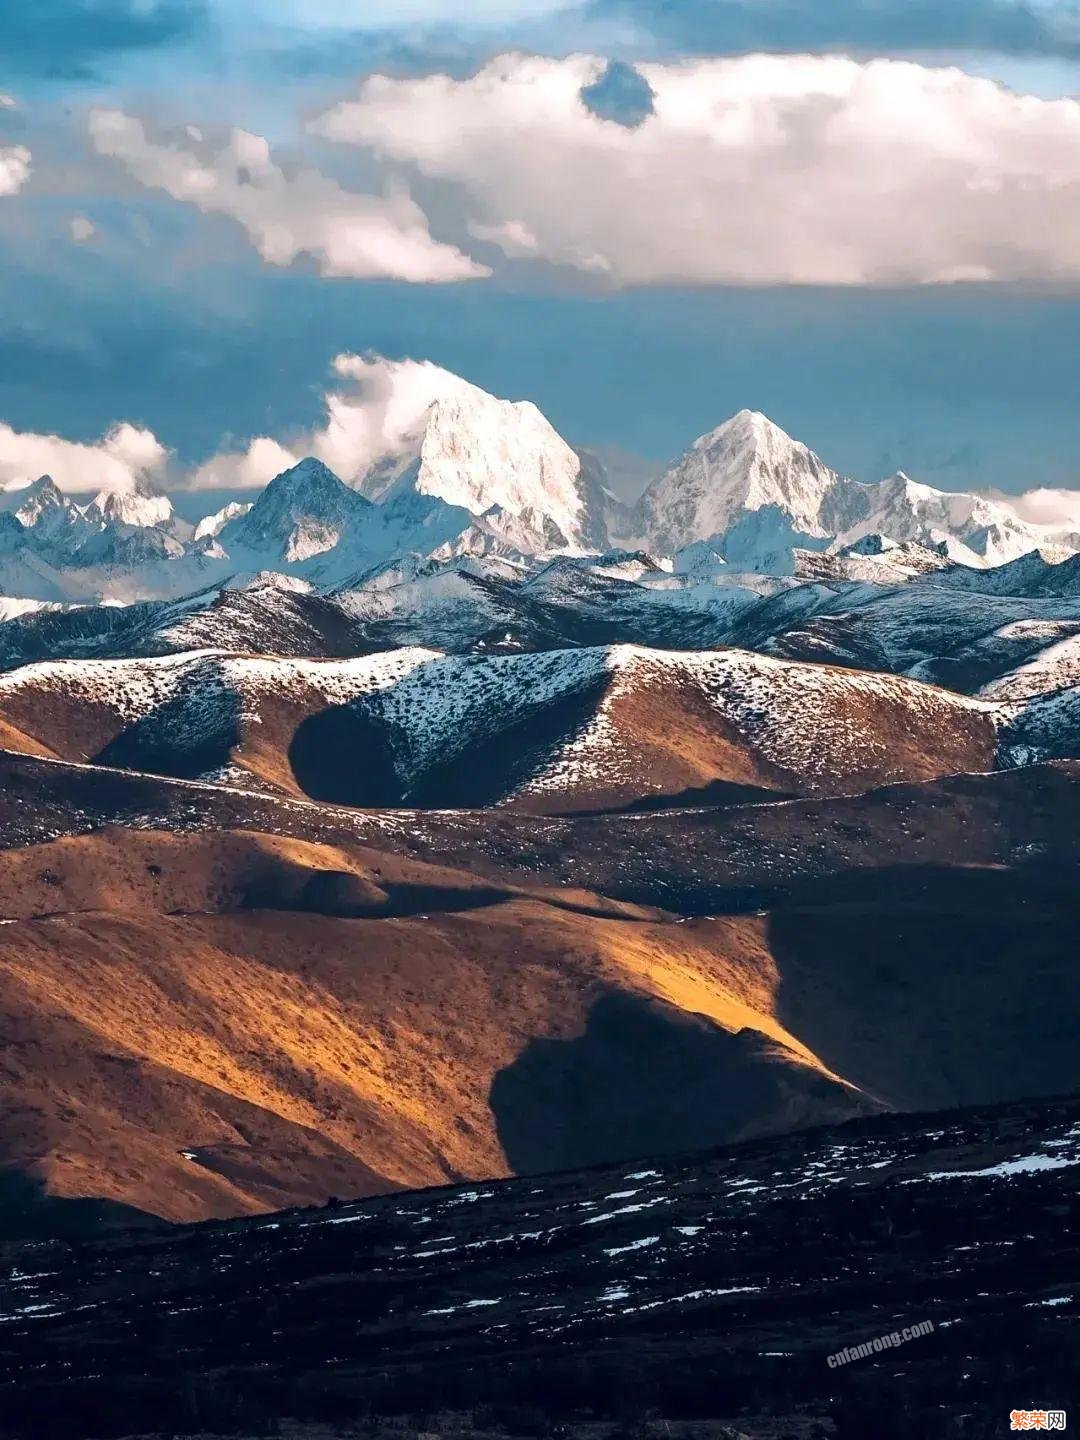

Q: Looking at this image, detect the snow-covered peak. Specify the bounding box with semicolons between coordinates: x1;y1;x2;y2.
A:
272;456;342;492
219;457;374;564
234;570;315;595
637;410;857;555
0;474;98;563
634;412;1076;572
193;499;251;541
88;480;174;532
4;475;68;526
850;472;1039;567
352;373;606;552
701;408;772;449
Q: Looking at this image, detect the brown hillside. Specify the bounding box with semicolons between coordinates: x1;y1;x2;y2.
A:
0;819;1077;1230
0;827;867;1229
0;665;336;795
0;646;1001;813
292;650;1001;813
0;717;56;761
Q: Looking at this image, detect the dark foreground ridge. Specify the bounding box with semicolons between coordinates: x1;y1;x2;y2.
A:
0;1094;1076;1440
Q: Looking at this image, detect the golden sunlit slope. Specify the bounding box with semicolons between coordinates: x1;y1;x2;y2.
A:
0;821;1077;1232
0;717;56;761
0;828;868;1229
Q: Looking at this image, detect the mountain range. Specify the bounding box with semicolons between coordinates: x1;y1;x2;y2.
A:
1;365;1080;1348
1;375;1076;605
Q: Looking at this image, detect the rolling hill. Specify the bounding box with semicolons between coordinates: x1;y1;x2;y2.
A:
0;643;1000;811
0;755;1076;1231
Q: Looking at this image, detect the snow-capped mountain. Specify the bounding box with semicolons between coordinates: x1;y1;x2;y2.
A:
635;410;856;558
924;548;1080;597
0;392;1079;606
353;376;608;553
71;520;187;569
193;500;251;541
847;471;1055;567
633;410;1073;571
212;449;602;586
792;534;953;585
0;475;96;562
218;457;375;566
85;478;176;533
6;476;73;538
0;474;198;597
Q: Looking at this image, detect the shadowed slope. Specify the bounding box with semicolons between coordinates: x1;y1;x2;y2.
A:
0;814;1077;1229
0;1094;1077;1440
0;827;871;1229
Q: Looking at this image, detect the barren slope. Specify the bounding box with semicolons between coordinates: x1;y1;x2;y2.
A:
0;644;999;813
0;798;1077;1230
0;649;438;794
2;749;1078;902
1;1094;1074;1440
0;826;870;1230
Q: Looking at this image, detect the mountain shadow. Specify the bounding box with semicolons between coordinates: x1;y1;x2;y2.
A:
288;701;404;806
288;676;610;811
97;687;244;781
490;990;871;1175
768;862;1080;1115
0;1170;163;1243
404;676;609;809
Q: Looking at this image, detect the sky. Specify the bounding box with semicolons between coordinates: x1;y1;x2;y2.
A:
2;0;1080;507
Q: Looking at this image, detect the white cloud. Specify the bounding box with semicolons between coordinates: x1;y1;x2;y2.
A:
0;94;18;111
311;353;479;487
467;217;540;256
0;421;168;495
312;52;1080;286
69;215;97;243
9;355;495;498
188;353;476;489
1006;487;1080;531
188;434;299;491
87;108;489;284
0;145;31;198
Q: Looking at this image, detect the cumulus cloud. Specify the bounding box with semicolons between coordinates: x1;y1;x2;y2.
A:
0;145;31;197
188;434;299;491
187;353;477;489
68;214;96;242
1006;487;1080;529
312;52;1080;286
311;353;483;489
0;420;168;494
88;108;489;283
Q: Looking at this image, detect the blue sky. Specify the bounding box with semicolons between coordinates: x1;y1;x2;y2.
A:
2;0;1080;500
